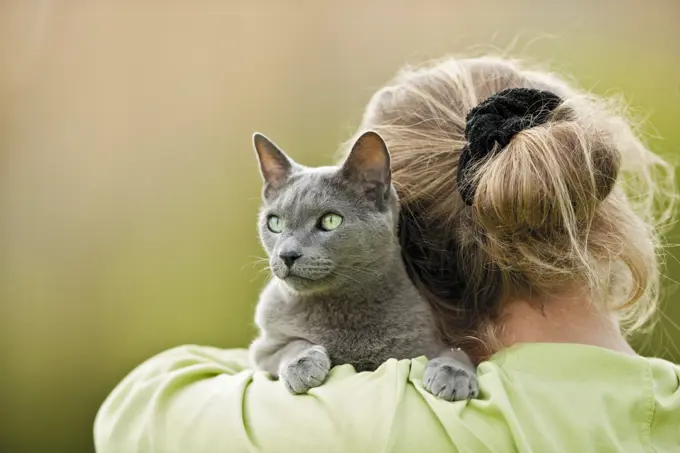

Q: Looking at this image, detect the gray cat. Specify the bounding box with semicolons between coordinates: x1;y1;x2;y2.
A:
248;130;478;401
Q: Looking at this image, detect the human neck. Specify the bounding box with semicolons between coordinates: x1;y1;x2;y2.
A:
497;294;637;356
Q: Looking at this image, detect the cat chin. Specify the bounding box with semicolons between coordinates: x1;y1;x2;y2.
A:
277;275;334;295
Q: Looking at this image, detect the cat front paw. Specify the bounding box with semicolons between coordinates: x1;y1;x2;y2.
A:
280;345;331;394
423;357;478;402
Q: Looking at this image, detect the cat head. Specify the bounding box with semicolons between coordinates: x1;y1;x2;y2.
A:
253;131;399;294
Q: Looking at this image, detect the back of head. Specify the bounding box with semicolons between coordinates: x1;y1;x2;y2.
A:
350;56;675;358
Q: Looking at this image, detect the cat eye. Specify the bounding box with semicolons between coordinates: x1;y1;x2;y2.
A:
319;213;343;231
267;215;284;233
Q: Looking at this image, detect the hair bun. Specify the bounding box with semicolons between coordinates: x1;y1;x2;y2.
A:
457;88;563;205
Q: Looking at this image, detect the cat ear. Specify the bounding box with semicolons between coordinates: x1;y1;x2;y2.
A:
340;131;391;207
253;133;296;190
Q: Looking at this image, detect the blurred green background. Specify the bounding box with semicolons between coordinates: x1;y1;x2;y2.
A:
1;1;679;452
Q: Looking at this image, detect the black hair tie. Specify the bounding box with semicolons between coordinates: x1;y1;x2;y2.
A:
456;87;564;206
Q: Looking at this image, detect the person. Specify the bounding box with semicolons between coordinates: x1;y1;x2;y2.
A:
94;56;680;452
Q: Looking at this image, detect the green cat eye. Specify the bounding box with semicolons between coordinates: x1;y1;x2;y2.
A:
319;213;343;231
267;215;284;233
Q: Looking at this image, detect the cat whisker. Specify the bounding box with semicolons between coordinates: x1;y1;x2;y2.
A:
241;256;270;272
335;265;380;278
248;266;272;282
330;269;365;287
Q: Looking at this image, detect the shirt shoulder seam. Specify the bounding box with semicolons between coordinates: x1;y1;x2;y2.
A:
643;360;657;453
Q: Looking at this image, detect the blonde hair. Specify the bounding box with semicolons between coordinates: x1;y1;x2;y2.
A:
348;56;676;359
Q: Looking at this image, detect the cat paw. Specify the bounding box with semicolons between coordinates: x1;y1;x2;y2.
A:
280;345;331;394
423;357;478;402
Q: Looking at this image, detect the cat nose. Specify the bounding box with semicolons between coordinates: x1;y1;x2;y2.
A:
279;251;302;268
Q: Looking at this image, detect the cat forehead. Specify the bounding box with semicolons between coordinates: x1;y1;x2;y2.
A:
265;166;352;209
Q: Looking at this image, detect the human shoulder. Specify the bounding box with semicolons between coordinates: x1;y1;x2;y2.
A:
647;356;680;448
94;346;517;453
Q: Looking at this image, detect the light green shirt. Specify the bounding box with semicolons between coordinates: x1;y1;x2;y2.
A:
94;343;680;453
